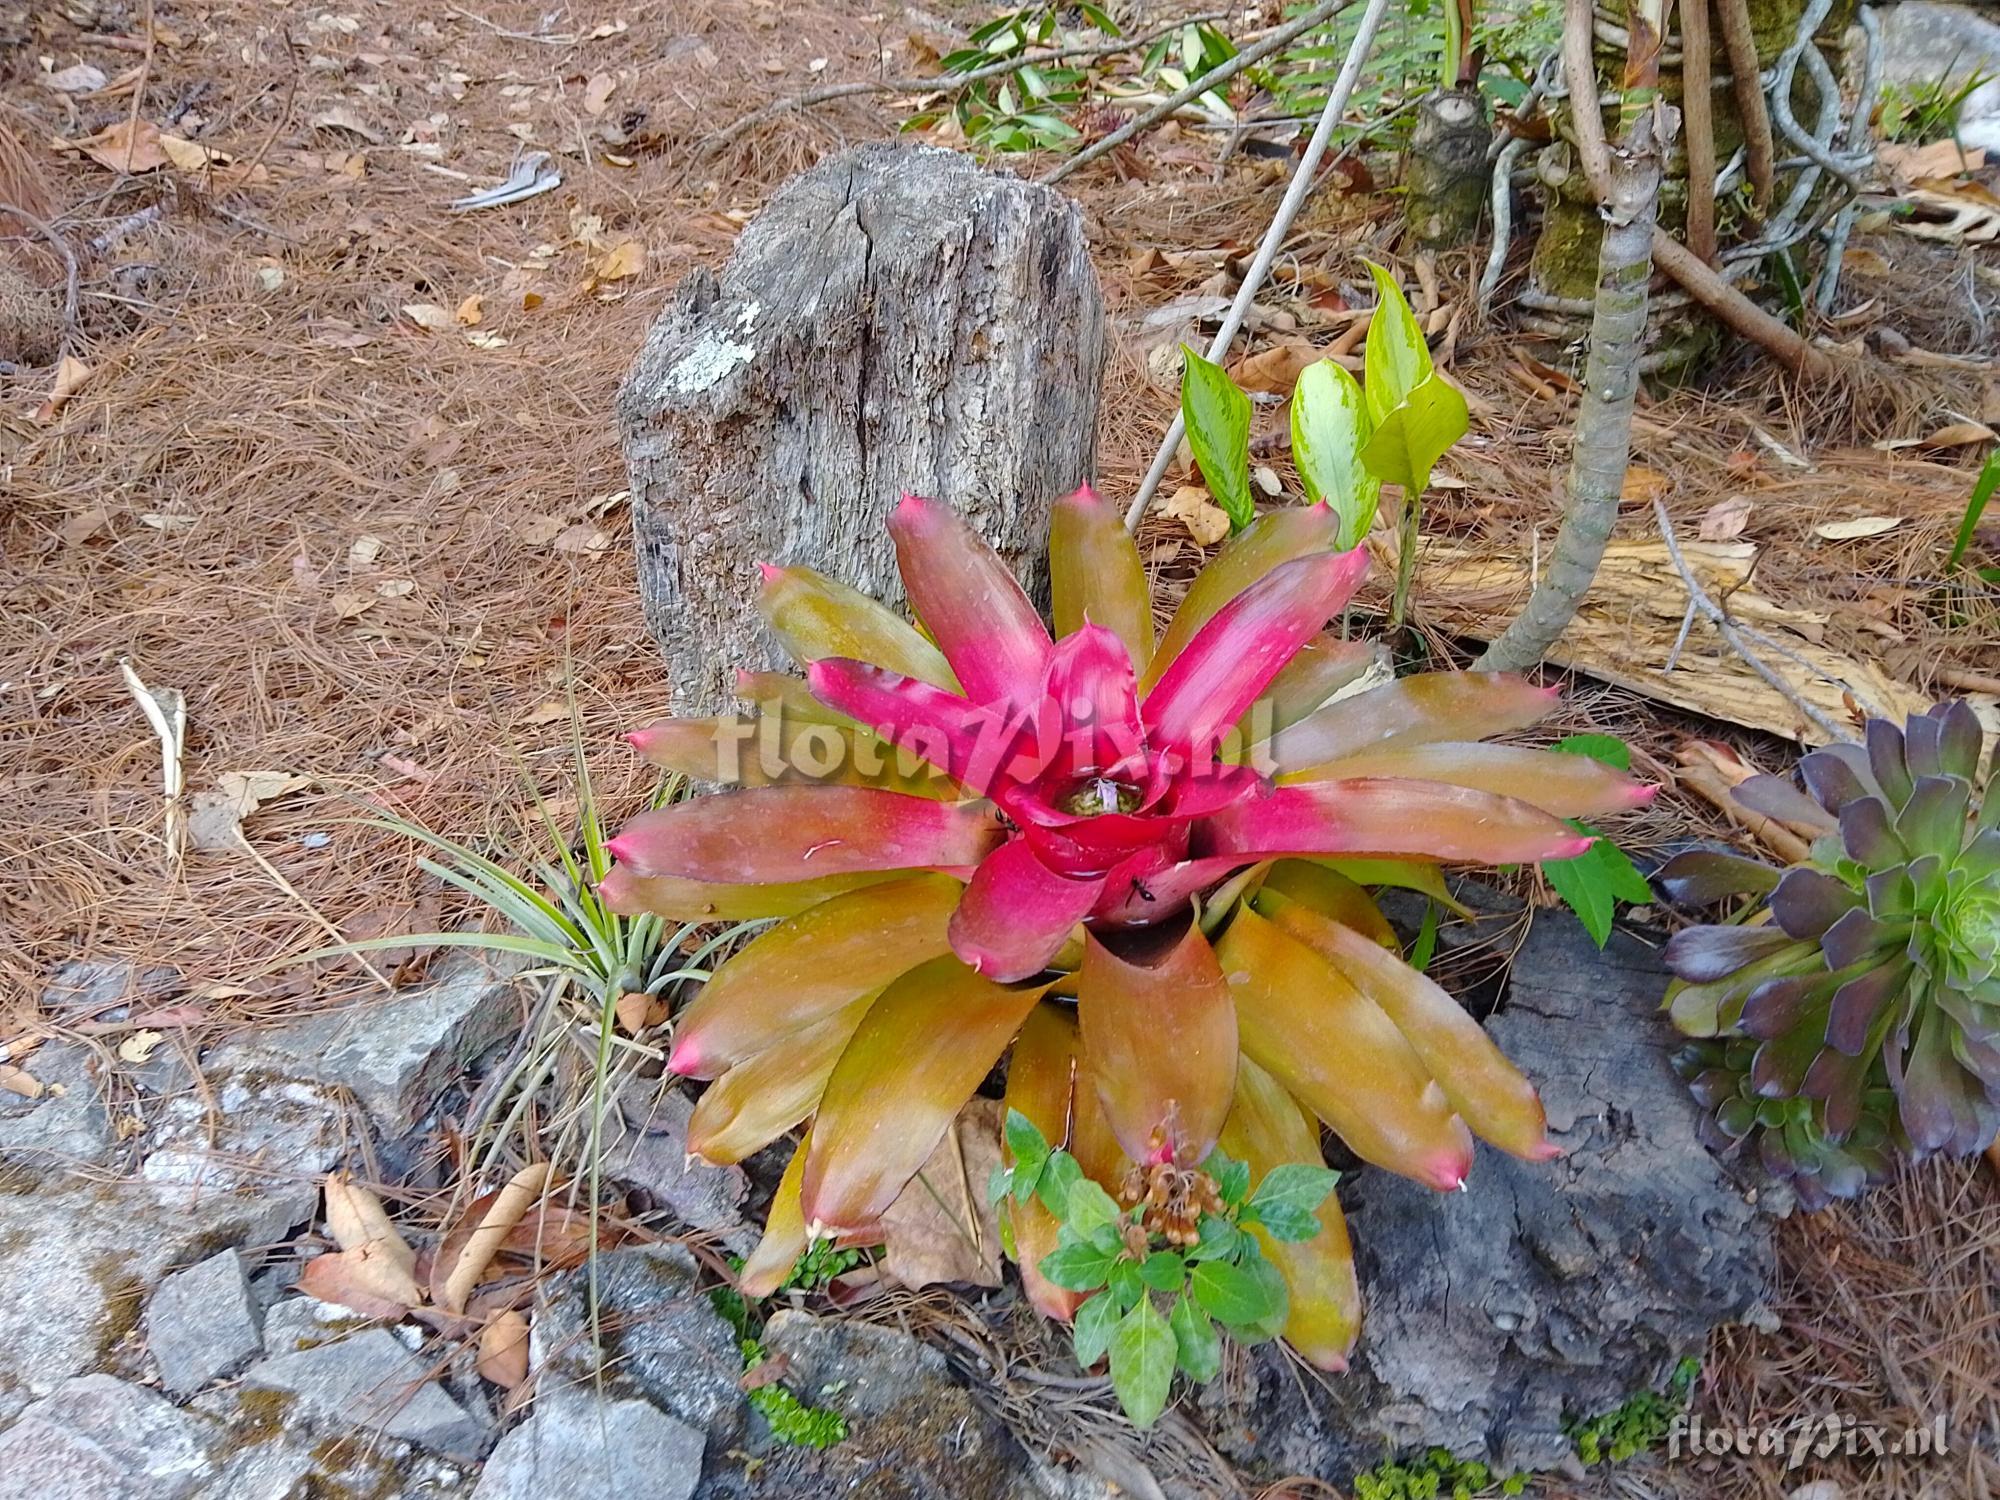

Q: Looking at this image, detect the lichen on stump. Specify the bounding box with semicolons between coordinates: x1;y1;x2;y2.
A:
617;144;1106;712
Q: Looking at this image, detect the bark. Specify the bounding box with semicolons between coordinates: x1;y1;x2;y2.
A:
1714;0;1777;212
617;144;1105;711
1476;91;1674;673
1681;0;1719;262
1403;86;1492;248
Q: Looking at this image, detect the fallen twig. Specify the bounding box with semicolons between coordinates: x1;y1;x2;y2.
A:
0;201;80;350
1046;0;1349;189
1649;232;1838;379
1120;0;1391;531
1652;498;1856;743
699;11;1230;160
1936;664;2000;697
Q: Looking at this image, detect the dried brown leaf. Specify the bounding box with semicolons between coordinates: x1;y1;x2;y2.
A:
297;1243;424;1317
878;1097;1003;1291
1697;495;1755;541
325;1171;418;1275
1160;485;1229;546
477;1310;530;1388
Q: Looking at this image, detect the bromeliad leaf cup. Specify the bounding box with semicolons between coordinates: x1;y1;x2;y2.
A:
603;486;1650;1370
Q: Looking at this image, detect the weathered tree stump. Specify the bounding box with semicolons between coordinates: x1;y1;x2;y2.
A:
617;144;1106;711
1404;87;1492;248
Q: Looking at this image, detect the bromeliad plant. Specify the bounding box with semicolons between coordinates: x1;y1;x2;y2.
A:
1658;702;2000;1209
601;485;1651;1395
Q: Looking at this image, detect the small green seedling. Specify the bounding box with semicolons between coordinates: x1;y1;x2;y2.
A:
991;1108;1338;1428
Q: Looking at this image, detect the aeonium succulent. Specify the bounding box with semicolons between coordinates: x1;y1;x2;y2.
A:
1659;701;2000;1208
600;486;1651;1371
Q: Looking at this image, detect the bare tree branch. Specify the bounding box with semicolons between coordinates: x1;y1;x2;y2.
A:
1651;498;1856;743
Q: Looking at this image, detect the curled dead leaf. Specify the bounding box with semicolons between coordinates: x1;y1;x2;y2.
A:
455;294;484;327
402;303;455;332
309;106;384;144
1813;515;1903;541
33;356;94;424
477;1310;531;1388
613;991;649;1036
325;1171;418;1274
434;1161;554;1314
0;1064;45;1100
64;118;170;173
1229;337;1321;396
116;1029;164;1065
297;1242;424;1318
879;1097;1004;1291
1618;465;1672;507
187;770;313;853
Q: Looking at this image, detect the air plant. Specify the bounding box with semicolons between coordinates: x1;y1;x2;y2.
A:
1658;701;1999;1209
602;487;1650;1377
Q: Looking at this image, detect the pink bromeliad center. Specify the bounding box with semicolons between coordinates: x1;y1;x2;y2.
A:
795;493;1375;981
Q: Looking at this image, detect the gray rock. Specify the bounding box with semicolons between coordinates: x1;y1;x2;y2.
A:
40;959;182;1023
147;1251;261;1396
258;1294;370;1355
139;1075;340;1228
1238;909;1776;1484
533;1244;746;1449
0;1375;213;1499
191;1382;473;1500
0;1044;116;1167
204;957;521;1135
243;1329;490;1461
610;1085;752;1250
475;1397;704;1500
723;1312;1056;1500
0;1173;315;1424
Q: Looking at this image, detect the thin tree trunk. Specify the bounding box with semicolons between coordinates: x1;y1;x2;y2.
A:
1475;3;1677;673
1681;0;1717;264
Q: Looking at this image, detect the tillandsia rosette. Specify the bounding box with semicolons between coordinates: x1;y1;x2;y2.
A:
599;487;1653;1370
1658;702;2000;1209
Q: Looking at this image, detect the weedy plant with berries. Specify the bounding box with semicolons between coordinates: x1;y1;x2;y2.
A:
993;1106;1338;1427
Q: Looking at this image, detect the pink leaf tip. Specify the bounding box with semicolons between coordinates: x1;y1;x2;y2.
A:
756;561;783;585
1627;782;1661;805
1063;481;1103;507
666;1036;702;1076
1555;834;1596;859
623;730;650;751
893;491;937;522
604;834;634;863
1529;1138;1565;1162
